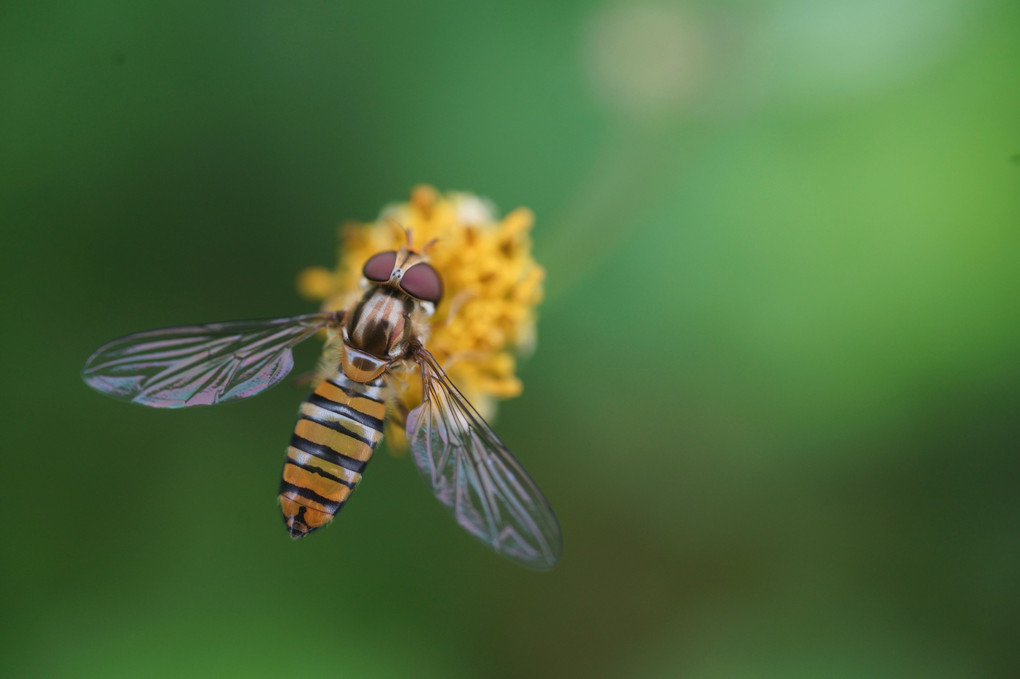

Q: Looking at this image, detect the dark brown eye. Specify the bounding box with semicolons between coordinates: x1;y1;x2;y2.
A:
400;263;443;303
363;251;397;282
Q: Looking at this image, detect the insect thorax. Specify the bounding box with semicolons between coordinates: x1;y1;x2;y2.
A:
344;285;432;365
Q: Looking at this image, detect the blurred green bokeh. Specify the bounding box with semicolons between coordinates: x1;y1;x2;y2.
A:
3;1;1019;677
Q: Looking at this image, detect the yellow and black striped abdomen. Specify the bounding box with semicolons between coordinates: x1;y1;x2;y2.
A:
279;372;387;538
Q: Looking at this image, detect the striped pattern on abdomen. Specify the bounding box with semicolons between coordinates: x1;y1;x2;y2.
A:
279;372;387;538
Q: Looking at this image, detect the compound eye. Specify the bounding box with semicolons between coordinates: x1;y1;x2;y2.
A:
363;251;397;282
400;263;443;303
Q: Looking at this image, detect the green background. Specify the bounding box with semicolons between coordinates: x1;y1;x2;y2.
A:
3;1;1019;677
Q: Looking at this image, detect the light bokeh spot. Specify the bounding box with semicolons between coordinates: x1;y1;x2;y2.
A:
583;2;708;116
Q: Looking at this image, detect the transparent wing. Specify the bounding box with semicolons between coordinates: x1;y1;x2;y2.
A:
82;312;339;408
407;346;563;570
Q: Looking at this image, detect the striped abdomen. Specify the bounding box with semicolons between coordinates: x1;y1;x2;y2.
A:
279;372;387;538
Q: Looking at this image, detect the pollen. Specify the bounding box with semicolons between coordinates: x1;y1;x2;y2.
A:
297;185;545;450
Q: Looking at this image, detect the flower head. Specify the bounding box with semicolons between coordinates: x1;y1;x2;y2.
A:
297;185;544;449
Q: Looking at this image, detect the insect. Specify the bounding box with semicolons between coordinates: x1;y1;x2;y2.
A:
82;239;563;570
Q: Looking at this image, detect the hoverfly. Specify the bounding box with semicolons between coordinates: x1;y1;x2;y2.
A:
82;239;563;570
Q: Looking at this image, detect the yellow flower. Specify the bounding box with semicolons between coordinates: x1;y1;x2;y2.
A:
296;185;545;450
